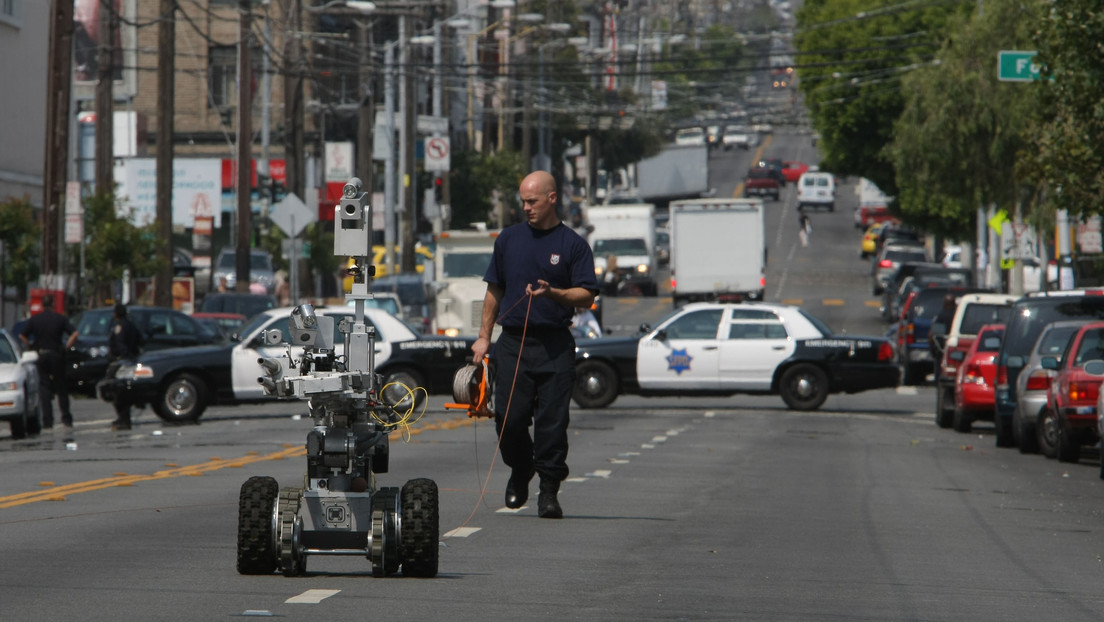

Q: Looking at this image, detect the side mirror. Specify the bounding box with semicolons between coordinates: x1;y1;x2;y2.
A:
949;350;966;362
638;322;652;335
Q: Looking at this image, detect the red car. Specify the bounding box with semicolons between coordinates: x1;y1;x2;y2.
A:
781;161;809;184
952;323;1003;432
1041;321;1104;462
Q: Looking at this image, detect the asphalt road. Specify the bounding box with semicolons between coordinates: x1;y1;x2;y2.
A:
4;130;1104;621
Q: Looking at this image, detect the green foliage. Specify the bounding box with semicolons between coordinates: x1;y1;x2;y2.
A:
0;196;41;299
887;0;1043;237
1033;1;1104;215
447;149;526;228
794;0;970;194
82;193;165;305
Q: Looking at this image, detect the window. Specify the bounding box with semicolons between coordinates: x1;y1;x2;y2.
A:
663;309;722;340
728;309;787;340
209;46;236;111
0;0;21;28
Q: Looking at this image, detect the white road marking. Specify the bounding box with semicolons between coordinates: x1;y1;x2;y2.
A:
651;436;667;443
285;589;340;604
609;459;630;464
587;469;612;479
496;506;526;514
641;443;655;449
443;527;481;538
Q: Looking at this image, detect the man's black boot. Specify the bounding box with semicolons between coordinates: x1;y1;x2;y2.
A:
538;479;563;519
505;468;534;509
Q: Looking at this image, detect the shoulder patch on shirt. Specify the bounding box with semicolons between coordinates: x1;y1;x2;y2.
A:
550;253;561;265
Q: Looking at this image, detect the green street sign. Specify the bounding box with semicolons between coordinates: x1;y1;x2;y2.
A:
998;50;1040;82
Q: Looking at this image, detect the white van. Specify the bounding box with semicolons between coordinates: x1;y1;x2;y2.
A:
796;171;836;212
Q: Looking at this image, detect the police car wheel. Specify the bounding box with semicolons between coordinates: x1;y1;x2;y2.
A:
154;373;207;424
779;364;828;411
572;361;618;409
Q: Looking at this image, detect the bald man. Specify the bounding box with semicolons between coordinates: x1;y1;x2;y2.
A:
471;170;599;518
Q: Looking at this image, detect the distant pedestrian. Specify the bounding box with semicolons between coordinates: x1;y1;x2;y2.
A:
19;294;79;429
106;303;142;431
798;209;811;247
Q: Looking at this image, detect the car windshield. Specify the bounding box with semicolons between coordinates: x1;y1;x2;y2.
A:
0;335;16;364
960;304;1013;335
1036;325;1080;361
593;239;648;255
1073;327;1104;366
1004;297;1104;359
441;252;492;278
75;310;113;338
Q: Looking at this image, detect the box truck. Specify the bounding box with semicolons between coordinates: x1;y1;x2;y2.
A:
668;198;766;306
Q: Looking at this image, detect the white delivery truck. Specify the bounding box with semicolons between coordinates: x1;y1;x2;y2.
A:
585;203;659;296
668;198;766;306
430;229;500;337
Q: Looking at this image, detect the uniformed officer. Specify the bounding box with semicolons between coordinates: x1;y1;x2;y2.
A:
20;294;79;429
471;170;599;519
107;303;142;431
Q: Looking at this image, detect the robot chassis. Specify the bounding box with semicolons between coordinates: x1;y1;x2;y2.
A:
235;178;438;578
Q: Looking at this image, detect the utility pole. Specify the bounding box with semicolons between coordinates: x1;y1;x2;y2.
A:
400;14;416;273
43;0;75;280
356;21;374;197
236;0;253;293
284;0;304;199
154;0;177;308
94;0;116;195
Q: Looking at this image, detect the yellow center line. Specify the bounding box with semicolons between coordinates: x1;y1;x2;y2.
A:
0;414;478;509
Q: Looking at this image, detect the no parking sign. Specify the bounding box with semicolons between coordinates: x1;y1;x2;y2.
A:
425;136;450;172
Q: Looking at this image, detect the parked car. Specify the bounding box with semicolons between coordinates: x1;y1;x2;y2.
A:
878;261;943;321
98;306;477;424
1040;321;1104;462
860;222;890;259
1014;320;1084;454
198;293;277;320
570;302;899;411
855;204;894;230
211;248;276;294
796;171;835;211
722;125;750;150
894;285;984;385
0;329;41;439
951;323;1004;432
872;243;929;295
69;305;223;395
994;290;1104;448
882;264;971;323
932;293;1017;428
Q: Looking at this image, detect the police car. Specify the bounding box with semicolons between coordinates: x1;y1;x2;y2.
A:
99;306;476;424
572;302;899;411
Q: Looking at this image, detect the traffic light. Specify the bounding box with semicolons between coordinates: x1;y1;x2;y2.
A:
434;175;443;203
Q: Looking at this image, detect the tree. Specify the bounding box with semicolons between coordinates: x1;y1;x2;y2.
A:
447;149;527;229
794;0;970;195
1032;1;1104;214
0;196;41;304
81;193;165;306
887;0;1043;238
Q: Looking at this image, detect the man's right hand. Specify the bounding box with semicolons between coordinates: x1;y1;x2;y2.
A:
471;337;490;364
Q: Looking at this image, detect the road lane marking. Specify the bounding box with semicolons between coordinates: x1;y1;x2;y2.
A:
0;415;477;509
443;527;481;538
285;589;340;604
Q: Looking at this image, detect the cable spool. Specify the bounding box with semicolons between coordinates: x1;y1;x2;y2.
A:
451;363;482;404
444;356;493;418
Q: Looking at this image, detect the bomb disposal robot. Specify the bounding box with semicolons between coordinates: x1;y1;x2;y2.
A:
236;178;439;578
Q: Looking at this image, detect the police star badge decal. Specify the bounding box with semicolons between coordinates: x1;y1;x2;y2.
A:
667;348;692;374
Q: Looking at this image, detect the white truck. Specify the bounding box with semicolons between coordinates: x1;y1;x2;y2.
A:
635;144;711;204
586;203;659;297
668;198;766;306
430;229;500;337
